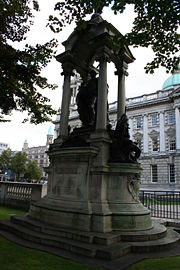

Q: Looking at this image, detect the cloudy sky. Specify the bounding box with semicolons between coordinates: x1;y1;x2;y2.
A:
0;0;170;151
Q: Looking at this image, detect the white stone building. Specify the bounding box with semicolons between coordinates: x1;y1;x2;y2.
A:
54;69;180;191
22;127;53;178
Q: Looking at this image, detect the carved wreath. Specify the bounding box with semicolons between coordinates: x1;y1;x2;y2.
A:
127;175;140;203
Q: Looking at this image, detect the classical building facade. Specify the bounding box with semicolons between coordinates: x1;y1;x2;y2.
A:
54;69;180;191
22;127;53;178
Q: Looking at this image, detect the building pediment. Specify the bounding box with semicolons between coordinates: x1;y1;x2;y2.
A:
165;127;175;137
133;132;143;140
149;130;159;139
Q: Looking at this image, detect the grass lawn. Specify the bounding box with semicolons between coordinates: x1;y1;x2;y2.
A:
0;206;25;220
0;206;180;270
127;257;180;270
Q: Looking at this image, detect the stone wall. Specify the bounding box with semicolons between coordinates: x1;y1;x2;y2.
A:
0;182;47;210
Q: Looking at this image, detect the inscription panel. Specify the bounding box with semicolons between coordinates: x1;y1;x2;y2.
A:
52;166;87;200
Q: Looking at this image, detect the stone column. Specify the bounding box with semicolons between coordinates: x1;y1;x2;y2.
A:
143;114;148;154
59;68;72;140
175;106;180;150
159;111;165;152
96;56;108;131
116;63;128;120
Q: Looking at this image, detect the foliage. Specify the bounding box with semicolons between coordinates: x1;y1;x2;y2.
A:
48;0;180;73
0;148;12;172
24;160;42;181
11;152;28;180
0;0;58;123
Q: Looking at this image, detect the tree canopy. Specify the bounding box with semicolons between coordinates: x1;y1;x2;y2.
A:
48;0;180;73
0;149;42;182
11;151;28;180
0;0;57;123
1;0;179;123
24;160;42;181
0;148;12;173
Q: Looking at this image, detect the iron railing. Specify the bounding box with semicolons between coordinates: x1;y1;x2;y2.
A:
139;190;180;219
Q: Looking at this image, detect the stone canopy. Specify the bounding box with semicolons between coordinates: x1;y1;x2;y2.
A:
56;15;135;80
56;14;136;141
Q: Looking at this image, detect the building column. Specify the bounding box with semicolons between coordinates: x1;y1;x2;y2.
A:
116;63;128;120
128;117;133;140
143;114;148;154
59;69;72;139
175;106;180;150
96;56;108;131
159;111;165;152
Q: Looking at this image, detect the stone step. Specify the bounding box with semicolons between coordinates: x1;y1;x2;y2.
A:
0;219;179;260
118;222;167;242
10;215;121;245
174;227;180;233
11;216;167;246
96;242;131;260
0;220;131;260
11;215;94;244
130;229;180;253
0;220;98;258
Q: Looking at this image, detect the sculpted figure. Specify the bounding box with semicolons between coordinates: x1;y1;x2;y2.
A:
76;70;98;126
110;114;141;163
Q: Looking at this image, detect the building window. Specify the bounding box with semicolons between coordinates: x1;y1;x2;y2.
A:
136;117;142;128
152;138;159;152
168;111;175;125
151;165;158;182
151;114;158;126
169;164;175;183
169;138;176;151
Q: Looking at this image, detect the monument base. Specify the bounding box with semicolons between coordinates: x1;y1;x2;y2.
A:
29;145;152;233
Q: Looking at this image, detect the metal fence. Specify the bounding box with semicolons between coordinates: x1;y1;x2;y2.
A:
139;190;180;219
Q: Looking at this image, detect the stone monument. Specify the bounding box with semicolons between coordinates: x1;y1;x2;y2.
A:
30;13;152;233
1;13;179;260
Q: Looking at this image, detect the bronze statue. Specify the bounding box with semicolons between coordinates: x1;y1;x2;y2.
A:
76;70;98;126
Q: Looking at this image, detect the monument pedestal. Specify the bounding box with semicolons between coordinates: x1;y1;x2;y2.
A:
29;144;152;233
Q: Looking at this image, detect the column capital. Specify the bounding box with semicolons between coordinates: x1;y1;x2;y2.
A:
95;46;111;62
61;62;73;76
115;61;128;76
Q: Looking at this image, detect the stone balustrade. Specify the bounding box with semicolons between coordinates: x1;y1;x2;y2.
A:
0;182;47;210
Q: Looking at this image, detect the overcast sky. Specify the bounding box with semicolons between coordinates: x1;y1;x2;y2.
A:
0;0;170;151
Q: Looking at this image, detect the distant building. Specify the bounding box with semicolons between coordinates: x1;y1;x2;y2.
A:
54;68;180;191
0;142;9;155
22;127;53;178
